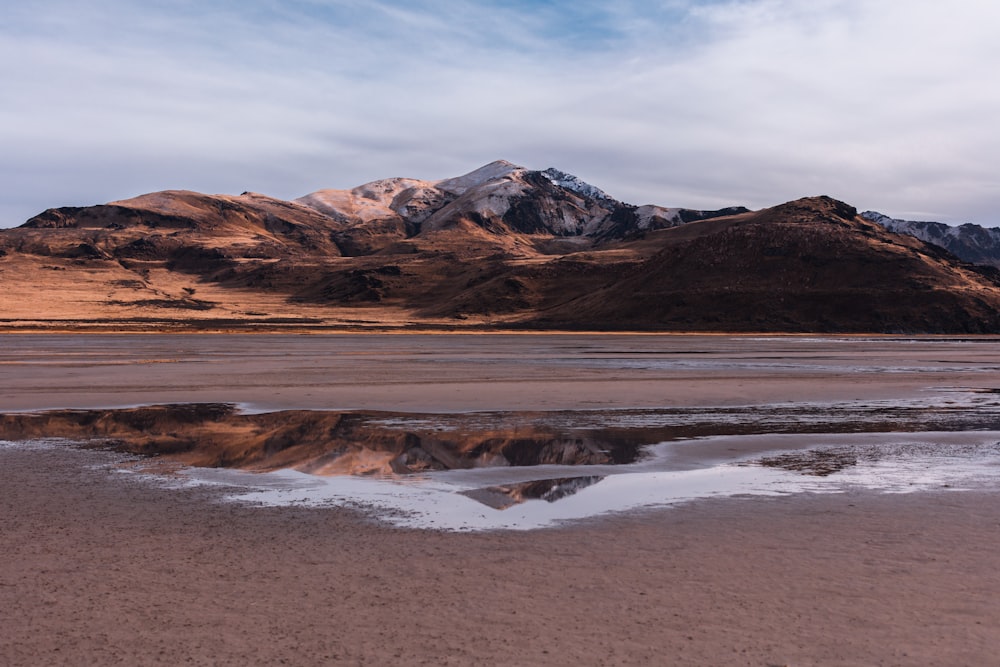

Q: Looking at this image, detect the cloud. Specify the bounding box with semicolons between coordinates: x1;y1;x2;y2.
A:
1;0;998;227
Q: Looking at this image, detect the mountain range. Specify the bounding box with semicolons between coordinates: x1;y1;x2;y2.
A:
2;160;999;333
861;211;1000;269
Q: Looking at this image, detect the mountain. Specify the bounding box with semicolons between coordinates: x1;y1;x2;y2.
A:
15;160;742;258
293;159;746;245
2;161;1000;333
862;211;1000;269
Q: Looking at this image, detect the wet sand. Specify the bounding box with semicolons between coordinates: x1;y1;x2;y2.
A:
3;333;1000;412
3;334;1000;664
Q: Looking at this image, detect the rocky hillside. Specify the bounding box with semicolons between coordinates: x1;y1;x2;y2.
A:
2;162;999;333
533;197;1000;332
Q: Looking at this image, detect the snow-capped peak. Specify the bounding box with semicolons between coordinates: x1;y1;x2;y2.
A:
540;168;616;203
860;210;895;226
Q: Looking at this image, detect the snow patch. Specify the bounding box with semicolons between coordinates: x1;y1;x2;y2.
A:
296;178;441;224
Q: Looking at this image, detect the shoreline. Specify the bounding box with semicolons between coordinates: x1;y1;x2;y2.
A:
5;332;998;413
4;324;1000;337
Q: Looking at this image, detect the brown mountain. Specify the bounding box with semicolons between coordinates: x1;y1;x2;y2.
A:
1;162;999;333
530;197;1000;332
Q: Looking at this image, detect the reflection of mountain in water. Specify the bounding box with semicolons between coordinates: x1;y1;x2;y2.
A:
0;404;644;475
3;394;1000;477
460;476;605;510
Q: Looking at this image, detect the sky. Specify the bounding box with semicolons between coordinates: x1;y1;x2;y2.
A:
2;0;999;228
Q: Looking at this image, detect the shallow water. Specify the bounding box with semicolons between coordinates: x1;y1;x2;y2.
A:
18;424;1000;532
151;429;1000;531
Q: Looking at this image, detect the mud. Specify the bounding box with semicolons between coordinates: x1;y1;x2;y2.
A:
755;448;860;476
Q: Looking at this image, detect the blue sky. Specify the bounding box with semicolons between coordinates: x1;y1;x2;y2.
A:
2;0;999;227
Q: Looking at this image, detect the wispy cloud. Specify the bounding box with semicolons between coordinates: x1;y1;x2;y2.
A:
1;0;998;227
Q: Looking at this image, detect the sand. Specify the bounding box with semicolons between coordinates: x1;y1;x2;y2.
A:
3;334;1000;665
3;332;998;412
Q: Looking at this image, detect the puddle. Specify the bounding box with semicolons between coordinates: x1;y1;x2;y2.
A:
756;449;860;476
177;464;796;531
158;430;1000;531
5;385;1000;477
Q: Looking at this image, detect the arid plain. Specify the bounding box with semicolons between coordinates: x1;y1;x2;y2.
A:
3;333;1000;665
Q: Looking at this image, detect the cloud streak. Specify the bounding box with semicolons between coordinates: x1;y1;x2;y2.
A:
1;0;998;227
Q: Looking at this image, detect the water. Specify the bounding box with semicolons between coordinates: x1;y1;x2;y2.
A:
161;429;1000;531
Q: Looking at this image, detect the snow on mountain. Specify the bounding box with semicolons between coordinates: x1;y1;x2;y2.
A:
859;211;895;227
540;168;616;203
297;174;463;226
291;160;747;241
862;211;1000;268
635;205;683;230
421;175;531;232
436;160;524;195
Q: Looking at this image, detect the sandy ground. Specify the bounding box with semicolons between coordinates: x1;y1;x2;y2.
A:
3;333;999;412
3;334;1000;665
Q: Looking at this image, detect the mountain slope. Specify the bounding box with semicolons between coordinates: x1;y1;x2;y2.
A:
530;197;1000;332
